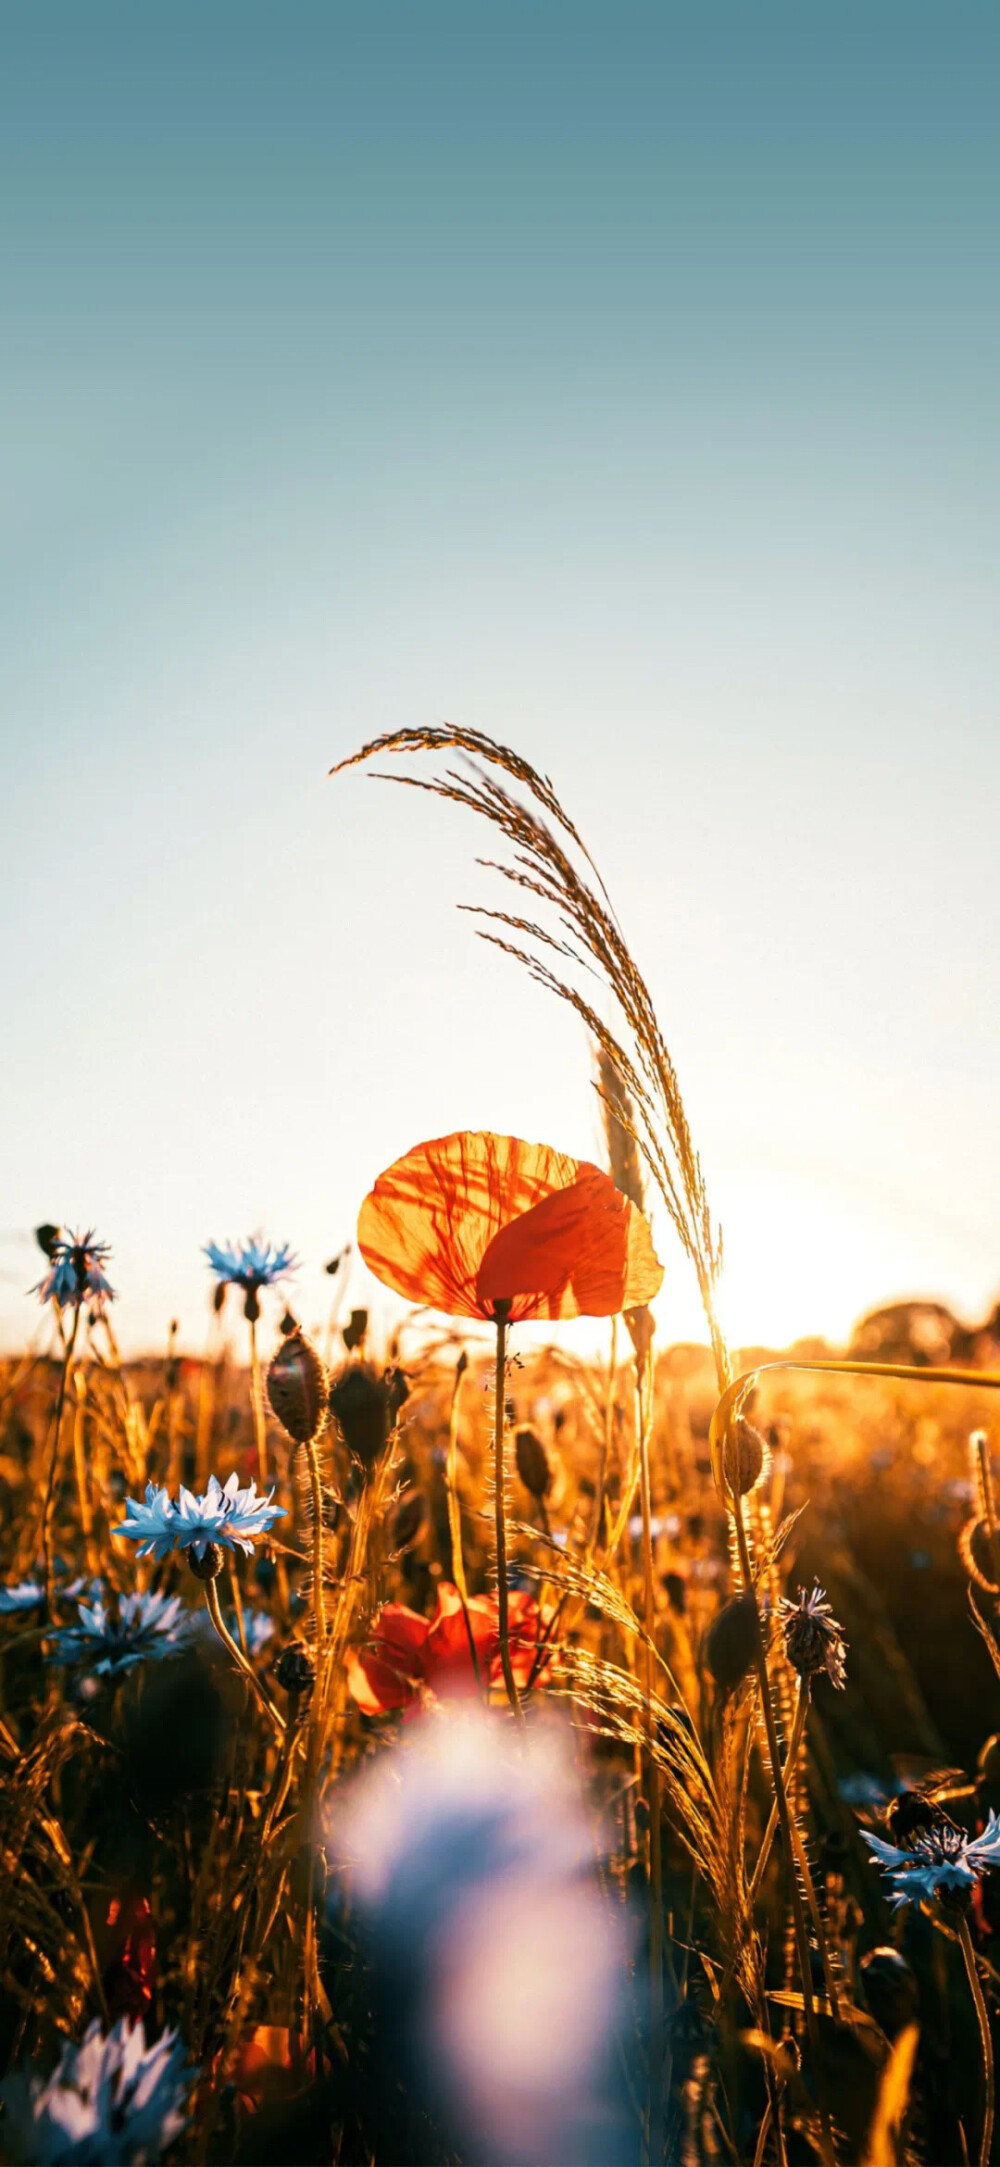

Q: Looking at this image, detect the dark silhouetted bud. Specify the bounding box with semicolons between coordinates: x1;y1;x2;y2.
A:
213;1281;227;1315
267;1328;327;1445
279;1309;298;1336
706;1592;759;1691
663;1571;687;1614
515;1426;552;1500
275;1641;315;1696
722;1418;767;1499
329;1363;391;1467
243;1287;261;1323
391;1489;426;1553
634;1795;650;1835
384;1366;410;1424
325;1248;348;1276
187;1543;225;1582
342;1308;368;1351
35;1223;60;1260
860;1947;920;2040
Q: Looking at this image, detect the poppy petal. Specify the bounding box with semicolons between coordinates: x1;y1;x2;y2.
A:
347;1602;430;1714
357;1132;584;1319
476;1164;663;1318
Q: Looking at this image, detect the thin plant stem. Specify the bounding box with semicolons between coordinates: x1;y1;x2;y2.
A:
71;1369;100;1580
203;1575;285;1735
733;1498;834;2166
637;1346;664;2167
750;1678;810;1906
974;1432;1000;1594
446;1353;470;1604
41;1306;81;1619
304;1432;327;1656
247;1315;269;1485
492;1302;522;1719
959;1911;995;2167
228;1557;248;1657
589;1312;618;1557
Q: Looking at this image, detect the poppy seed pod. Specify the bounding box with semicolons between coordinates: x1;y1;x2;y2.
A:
267;1328;327;1445
187;1543;225;1583
705;1591;759;1691
275;1641;316;1696
329;1363;391;1468
515;1426;552;1500
343;1308;368;1351
722;1418;766;1499
859;1947;919;2040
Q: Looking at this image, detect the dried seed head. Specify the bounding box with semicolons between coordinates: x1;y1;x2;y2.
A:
329;1362;391;1468
187;1543;225;1583
342;1307;369;1351
267;1328;327;1445
705;1591;759;1691
515;1426;552;1500
959;1516;1000;1593
275;1640;316;1695
779;1585;847;1689
722;1418;767;1500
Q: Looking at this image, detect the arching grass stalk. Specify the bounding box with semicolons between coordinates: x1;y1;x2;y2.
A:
958;1912;995;2167
710;1356;1000;1498
40;1306;82;1619
492;1300;523;1719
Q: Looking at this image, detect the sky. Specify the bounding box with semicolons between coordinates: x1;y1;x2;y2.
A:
1;3;998;1356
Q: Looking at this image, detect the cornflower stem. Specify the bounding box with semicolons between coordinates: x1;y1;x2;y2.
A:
974;1432;1000;1595
203;1576;286;1735
247;1314;269;1485
228;1557;248;1657
733;1498;834;2166
959;1911;995;2167
71;1369;100;1579
41;1306;81;1619
749;1678;810;1906
637;1350;664;2167
492;1302;523;1720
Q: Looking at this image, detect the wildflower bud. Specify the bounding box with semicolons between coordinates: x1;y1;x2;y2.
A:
624;1304;654;1364
859;1947;919;2040
212;1281;227;1315
35;1223;60;1259
243;1287;261;1323
275;1640;315;1695
706;1591;759;1690
187;1544;225;1583
385;1365;410;1424
722;1418;766;1499
663;1570;687;1614
329;1362;391;1468
634;1795;650;1836
267;1328;327;1445
392;1489;426;1553
515;1426;552;1500
343;1307;368;1351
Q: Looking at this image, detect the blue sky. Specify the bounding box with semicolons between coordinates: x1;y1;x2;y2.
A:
2;4;997;1351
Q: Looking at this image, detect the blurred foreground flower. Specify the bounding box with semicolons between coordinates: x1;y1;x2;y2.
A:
49;1592;198;1677
33;1230;115;1316
334;1706;632;2167
113;1473;284;1561
0;1578;46;1615
347;1581;545;1714
357;1130;662;1322
0;2017;191;2164
863;1810;1000;1910
203;1236;296;1320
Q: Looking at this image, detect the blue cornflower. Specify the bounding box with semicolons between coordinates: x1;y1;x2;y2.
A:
203;1236;296;1320
113;1472;285;1561
863;1810;1000;1910
32;1230;115;1315
0;1579;46;1615
48;1592;198;1677
0;2016;192;2165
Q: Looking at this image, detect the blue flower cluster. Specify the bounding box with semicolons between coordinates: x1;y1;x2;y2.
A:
113;1472;285;1561
863;1810;1000;1909
33;1231;115;1315
49;1591;198;1678
203;1237;296;1292
0;2016;191;2164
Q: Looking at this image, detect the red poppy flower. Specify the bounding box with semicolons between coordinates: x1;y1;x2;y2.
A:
348;1582;545;1714
102;1889;156;2023
357;1131;663;1323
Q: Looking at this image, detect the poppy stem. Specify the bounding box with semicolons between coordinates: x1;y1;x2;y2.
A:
247;1314;269;1486
492;1302;523;1720
636;1346;664;2167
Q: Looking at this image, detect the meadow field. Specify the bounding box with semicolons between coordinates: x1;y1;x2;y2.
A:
2;732;998;2167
